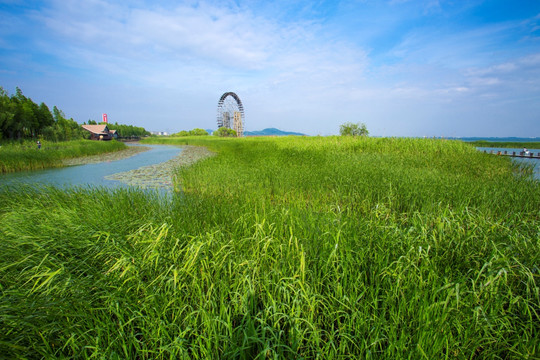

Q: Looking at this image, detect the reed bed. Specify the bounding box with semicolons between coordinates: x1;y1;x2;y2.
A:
468;140;540;149
1;136;539;359
0;140;126;173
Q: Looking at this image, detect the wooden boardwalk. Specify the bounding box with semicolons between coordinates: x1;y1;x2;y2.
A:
484;150;540;159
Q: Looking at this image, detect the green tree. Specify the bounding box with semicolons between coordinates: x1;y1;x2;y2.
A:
42;106;84;141
0;86;84;141
52;106;66;123
102;122;150;137
339;122;369;137
0;87;15;140
214;127;237;137
189;128;208;136
36;103;54;133
10;87;37;139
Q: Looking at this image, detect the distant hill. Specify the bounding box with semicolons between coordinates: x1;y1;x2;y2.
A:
244;128;306;136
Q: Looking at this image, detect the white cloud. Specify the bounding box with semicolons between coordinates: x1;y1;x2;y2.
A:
3;0;539;136
31;1;365;89
37;1;273;68
31;1;369;100
464;53;540;93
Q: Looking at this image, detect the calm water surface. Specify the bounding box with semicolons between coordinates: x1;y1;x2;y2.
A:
0;144;182;190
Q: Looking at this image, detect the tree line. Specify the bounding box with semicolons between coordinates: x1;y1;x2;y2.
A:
85;120;150;138
0;87;84;141
1;86;150;141
173;128;209;136
173;128;238;137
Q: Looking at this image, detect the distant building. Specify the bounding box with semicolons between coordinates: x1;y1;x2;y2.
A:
81;124;118;140
150;131;169;136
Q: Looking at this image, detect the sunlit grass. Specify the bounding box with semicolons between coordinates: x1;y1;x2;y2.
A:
468;140;540;149
1;136;539;358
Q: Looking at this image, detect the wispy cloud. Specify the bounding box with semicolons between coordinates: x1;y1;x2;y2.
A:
35;1;275;68
28;1;365;85
1;0;539;136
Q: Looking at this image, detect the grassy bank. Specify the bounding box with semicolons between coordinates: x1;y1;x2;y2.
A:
0;140;127;173
1;136;539;358
466;140;540;149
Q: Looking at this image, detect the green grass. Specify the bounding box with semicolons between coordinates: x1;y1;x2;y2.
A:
0;140;127;173
1;136;539;358
467;140;540;149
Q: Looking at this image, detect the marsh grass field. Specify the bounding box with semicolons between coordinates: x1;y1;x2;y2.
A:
468;140;540;149
0;140;127;173
1;136;539;358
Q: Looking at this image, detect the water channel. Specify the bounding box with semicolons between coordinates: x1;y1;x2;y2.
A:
0;144;182;190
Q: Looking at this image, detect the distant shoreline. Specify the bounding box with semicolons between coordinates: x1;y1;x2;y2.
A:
457;137;540;142
465;140;540;149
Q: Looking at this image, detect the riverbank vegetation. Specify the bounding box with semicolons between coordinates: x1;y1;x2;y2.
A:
172;128;210;136
85;120;150;138
468;140;540;149
1;136;539;358
0;139;126;173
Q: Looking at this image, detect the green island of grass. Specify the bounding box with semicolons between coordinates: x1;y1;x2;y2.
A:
1;136;538;358
0;140;127;173
467;140;540;149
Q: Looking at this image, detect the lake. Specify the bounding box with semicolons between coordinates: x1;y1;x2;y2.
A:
0;144;182;190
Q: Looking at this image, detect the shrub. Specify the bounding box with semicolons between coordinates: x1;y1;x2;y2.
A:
214;127;237;137
340;122;369;136
189;128;208;136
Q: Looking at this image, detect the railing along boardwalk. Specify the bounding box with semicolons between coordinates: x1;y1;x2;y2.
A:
484;150;540;159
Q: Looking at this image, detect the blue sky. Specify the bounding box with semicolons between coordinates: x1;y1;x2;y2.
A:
1;0;539;136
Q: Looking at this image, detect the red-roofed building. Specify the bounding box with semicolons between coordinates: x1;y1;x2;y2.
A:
81;124;118;141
